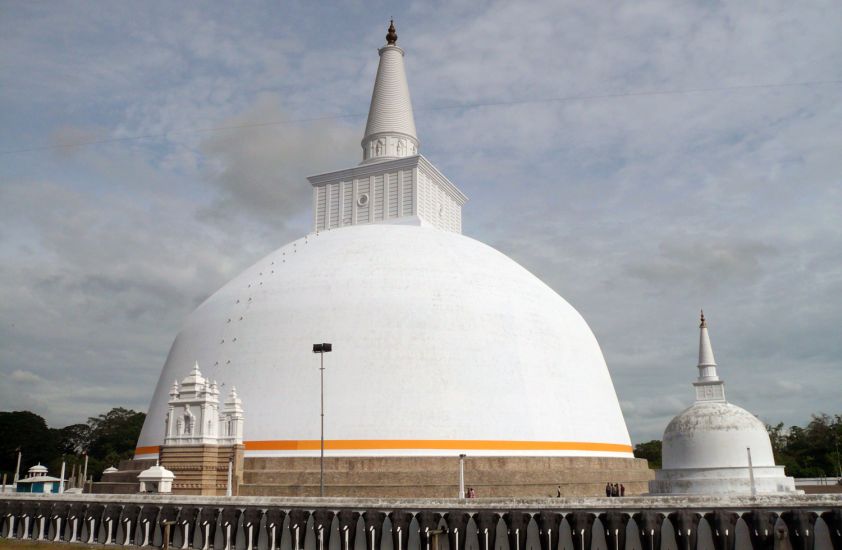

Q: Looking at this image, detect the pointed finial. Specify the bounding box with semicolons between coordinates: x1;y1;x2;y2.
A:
700;309;706;328
386;19;398;45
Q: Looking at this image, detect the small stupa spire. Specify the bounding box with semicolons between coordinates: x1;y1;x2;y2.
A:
698;309;717;374
693;309;726;402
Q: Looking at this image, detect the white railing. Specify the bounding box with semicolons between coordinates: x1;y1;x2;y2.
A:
794;476;841;486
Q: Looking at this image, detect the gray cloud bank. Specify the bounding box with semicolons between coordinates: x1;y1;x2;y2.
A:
1;1;840;443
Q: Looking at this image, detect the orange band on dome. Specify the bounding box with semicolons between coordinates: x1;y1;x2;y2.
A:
137;440;632;455
134;446;162;455
244;440;633;452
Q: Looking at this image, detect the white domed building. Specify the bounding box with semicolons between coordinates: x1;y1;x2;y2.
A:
649;312;798;495
134;22;652;497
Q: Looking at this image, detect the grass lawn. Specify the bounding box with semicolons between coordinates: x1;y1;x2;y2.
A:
0;540;101;550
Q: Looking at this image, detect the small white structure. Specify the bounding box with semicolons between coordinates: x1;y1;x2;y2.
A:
650;312;799;495
137;463;174;493
15;463;62;494
164;362;244;446
102;466;118;474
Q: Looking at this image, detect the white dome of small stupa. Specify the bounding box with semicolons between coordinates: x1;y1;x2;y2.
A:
650;312;798;495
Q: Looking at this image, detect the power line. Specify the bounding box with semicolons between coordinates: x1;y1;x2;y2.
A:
2;78;840;157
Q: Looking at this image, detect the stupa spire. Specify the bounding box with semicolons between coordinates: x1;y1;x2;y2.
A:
361;19;419;164
698;309;717;376
693;310;726;402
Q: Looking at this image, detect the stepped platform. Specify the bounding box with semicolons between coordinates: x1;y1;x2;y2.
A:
93;458;155;494
240;456;653;498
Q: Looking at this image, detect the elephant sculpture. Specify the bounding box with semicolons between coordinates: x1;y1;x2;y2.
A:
474;512;500;550
313;510;335;550
781;511;818;550
363;510;386;550
668;511;701;550
705;510;739;550
264;508;286;550
445;511;472;550
568;512;596;550
336;510;359;550
389;510;415;550
601;512;630;550
742;510;779;550
417;511;441;550
241;507;264;550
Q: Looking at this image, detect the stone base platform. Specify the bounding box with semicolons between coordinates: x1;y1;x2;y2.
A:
159;444;244;496
94;458;155;494
240;455;654;498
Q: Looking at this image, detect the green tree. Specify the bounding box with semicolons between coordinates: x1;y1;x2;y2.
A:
58;423;92;455
0;411;61;479
634;439;662;469
86;408;145;479
765;414;842;478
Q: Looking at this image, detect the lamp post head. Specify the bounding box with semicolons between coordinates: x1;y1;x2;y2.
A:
313;343;333;353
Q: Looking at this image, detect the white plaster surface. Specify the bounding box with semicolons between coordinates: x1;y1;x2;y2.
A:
653;400;797;494
362;44;418;163
137;224;632;457
662;402;776;470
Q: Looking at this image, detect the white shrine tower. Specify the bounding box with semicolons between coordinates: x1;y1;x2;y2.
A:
164;362;243;446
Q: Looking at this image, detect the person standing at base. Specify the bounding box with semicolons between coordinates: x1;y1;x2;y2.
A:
605;483;611;497
620;484;625;497
557;486;561;497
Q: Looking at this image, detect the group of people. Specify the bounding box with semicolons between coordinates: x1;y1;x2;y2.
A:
465;487;476;498
605;482;625;497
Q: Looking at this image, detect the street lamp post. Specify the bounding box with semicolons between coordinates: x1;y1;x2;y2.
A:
312;343;332;497
458;454;466;499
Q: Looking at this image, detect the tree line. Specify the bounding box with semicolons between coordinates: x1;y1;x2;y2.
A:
634;413;842;478
0;408;145;483
3;407;840;482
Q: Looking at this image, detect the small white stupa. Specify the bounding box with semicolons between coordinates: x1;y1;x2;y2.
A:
649;311;798;495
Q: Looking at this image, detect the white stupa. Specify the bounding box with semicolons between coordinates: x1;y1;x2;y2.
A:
136;21;633;464
649;312;798;495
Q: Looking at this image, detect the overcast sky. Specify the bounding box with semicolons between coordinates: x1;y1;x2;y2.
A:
1;1;840;444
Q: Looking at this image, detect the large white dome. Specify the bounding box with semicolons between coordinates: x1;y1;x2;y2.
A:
136;224;633;458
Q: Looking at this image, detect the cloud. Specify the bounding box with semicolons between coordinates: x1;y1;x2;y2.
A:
1;1;840;443
9;370;43;384
199;94;359;227
49;126;106;155
625;238;779;289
